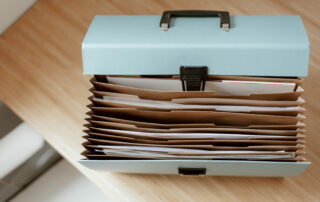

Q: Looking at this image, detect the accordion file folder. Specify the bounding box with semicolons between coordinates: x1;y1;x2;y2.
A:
79;10;310;176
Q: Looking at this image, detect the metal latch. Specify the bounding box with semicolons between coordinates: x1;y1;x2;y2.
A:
178;167;207;176
180;66;208;91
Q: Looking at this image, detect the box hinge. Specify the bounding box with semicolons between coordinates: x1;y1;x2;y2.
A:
180;66;208;91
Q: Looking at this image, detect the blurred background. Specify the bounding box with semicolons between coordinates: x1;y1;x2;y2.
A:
0;0;107;201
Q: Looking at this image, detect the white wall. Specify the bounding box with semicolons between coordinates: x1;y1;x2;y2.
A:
0;0;37;34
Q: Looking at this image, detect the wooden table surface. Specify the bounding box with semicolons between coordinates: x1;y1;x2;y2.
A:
1;0;320;201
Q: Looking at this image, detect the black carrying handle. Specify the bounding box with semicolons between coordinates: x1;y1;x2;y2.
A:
160;10;230;32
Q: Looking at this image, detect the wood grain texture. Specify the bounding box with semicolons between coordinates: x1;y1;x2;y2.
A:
0;0;319;201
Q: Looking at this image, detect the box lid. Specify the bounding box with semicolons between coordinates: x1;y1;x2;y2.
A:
82;12;309;76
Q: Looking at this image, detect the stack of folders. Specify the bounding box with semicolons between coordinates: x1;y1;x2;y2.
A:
82;75;306;162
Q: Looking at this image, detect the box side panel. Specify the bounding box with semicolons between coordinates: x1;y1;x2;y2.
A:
83;45;309;76
79;160;310;177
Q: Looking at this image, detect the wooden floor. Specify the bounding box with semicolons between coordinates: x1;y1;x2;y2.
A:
0;0;320;201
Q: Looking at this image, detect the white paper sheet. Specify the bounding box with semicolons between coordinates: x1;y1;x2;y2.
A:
96;145;285;154
98;149;295;160
98;96;301;112
97;128;290;140
106;76;296;95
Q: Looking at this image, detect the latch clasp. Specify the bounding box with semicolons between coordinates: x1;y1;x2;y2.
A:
178;167;207;176
180;66;208;91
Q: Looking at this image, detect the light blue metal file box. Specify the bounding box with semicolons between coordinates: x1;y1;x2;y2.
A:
80;10;310;177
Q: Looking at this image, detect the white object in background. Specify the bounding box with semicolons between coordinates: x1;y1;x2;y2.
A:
0;0;37;34
11;160;109;202
0;122;44;178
